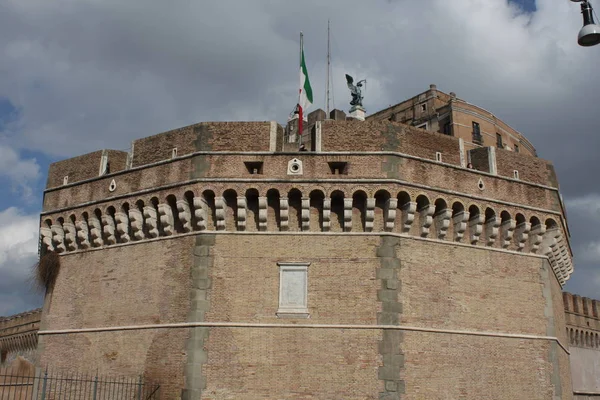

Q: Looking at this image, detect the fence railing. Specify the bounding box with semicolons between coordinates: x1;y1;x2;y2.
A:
0;368;160;400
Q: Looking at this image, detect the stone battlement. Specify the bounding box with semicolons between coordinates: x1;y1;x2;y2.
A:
45;121;558;190
0;309;41;366
564;292;600;349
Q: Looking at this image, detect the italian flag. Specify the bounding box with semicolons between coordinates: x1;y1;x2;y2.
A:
298;43;313;135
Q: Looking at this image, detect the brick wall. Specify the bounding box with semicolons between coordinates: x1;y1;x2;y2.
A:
131;122;276;167
321;121;461;164
47;151;103;188
47;150;129;189
0;309;41;367
38;238;194;397
495;147;558;187
399;240;570;399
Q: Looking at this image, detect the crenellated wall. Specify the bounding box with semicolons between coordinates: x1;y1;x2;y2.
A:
0;309;41;367
563;292;600;398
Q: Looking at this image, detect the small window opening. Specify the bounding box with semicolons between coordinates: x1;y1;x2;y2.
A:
172;148;178;158
0;348;7;363
244;161;264;175
63;176;69;185
514;144;519;153
435;152;442;162
472;122;482;144
478;178;485;190
328;162;348;175
443;122;452;135
496;133;503;148
513;170;519;179
421;104;427;112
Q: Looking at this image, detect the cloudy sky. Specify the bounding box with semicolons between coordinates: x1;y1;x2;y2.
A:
0;0;598;316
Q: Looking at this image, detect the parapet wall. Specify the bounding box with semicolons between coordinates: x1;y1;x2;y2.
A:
0;309;41;366
564;292;600;397
320;120;462;165
564;292;599;349
46;120;559;192
131;121;279;167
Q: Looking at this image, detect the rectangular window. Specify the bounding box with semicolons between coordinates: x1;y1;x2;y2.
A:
472;122;482;144
496;133;503;148
443;122;452;135
435;152;442;162
421;104;427;112
277;262;310;318
328;162;348;175
244;161;264;175
99;154;109;176
514;144;519;153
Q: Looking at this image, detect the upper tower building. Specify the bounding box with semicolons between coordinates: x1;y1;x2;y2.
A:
368;84;537;156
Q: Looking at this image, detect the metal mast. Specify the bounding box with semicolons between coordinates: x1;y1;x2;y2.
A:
325;20;331;117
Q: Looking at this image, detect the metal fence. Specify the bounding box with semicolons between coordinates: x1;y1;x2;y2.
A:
0;369;160;400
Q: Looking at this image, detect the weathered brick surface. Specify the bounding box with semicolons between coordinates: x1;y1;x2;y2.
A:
495;147;558;186
46;150;104;188
47;150;129;188
399;239;570;399
42;153;562;214
38;238;194;397
321;121;461;165
132;122;275;167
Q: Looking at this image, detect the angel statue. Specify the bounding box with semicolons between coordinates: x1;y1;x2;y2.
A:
345;74;366;107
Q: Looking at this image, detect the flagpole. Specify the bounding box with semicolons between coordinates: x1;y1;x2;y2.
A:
299;32;304;146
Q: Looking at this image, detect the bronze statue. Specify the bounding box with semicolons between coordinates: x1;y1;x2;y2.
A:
345;74;366;107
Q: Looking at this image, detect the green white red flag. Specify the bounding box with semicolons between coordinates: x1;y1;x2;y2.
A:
298;40;313;135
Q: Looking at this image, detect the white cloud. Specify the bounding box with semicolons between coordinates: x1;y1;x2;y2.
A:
0;207;41;315
567;194;600;217
0;144;40;199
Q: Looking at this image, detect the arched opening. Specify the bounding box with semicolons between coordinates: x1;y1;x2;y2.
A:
266;189;280;231
288;189;303;232
433;198;449;239
415;195;431;237
330;190;345;232
545;218;559;230
451;201;466;241
530;216;541;229
468;205;481;244
202;190;217;230
352;190;367;232
223;189;238;231
309;190;325;232
166;194;183;233
395;191;411;233
374;190;390;232
184;191;196;230
246;188;260;232
516;213;526;226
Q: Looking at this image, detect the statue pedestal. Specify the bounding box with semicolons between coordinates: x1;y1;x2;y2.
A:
349;106;366;121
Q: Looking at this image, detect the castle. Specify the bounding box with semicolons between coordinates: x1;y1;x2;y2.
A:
1;85;599;399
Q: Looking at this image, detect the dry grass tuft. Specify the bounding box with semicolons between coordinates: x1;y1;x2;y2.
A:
33;251;61;292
